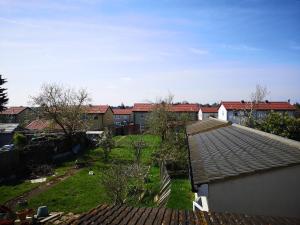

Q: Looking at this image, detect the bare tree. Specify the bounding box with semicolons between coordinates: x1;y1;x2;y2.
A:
243;84;270;127
130;136;147;169
250;84;269;103
31;83;90;136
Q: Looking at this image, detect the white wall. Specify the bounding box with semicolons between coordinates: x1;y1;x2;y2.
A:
198;109;203;120
209;164;300;218
218;104;227;121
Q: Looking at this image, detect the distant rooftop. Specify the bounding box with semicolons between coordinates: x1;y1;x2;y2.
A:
85;105;110;114
221;101;296;111
113;108;132;115
132;103;199;112
0;106;28;115
200;106;219;113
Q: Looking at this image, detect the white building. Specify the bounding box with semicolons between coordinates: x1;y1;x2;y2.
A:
198;107;219;120
218;101;296;124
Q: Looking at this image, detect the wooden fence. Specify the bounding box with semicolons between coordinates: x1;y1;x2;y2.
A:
157;161;171;207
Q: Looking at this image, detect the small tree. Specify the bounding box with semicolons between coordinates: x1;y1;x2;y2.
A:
99;128;115;162
147;94;175;142
31;83;90;137
130;136;147;169
102;165;129;204
250;84;269;103
244;84;270;127
154;128;188;169
258;112;300;141
0;75;8;112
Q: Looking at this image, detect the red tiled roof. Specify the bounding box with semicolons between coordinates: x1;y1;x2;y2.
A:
85;105;109;114
26;119;50;130
26;119;61;131
113;108;132;115
133;103;199;112
200;107;219;113
0;106;28;115
170;104;199;112
132;103;155;112
221;101;296;111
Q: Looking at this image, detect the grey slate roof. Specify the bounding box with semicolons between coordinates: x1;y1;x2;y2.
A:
188;124;300;188
186;118;230;136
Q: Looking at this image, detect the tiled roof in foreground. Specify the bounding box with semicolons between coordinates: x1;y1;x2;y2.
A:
188;124;300;187
186;118;230;136
66;204;300;225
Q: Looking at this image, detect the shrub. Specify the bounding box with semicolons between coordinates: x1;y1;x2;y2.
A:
13;132;27;147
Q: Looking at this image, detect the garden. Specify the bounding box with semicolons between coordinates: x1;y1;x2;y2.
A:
0;134;193;213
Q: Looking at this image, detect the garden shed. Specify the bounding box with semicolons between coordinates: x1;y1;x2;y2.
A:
187;118;300;218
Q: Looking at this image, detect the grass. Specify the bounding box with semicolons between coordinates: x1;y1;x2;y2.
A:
0;162;74;204
166;179;194;210
21;134;161;213
0;181;39;204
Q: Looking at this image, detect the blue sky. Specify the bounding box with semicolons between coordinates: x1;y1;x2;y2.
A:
1;0;300;105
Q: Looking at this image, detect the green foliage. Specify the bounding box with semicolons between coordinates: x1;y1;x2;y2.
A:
147;103;175;142
101;165;130;204
154;129;188;169
166;179;193;210
257;112;300;141
13;132;27;147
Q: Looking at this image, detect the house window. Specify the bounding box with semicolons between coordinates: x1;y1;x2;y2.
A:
94;116;98;120
234;112;238;116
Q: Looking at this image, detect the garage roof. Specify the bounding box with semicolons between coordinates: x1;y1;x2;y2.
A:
188;124;300;189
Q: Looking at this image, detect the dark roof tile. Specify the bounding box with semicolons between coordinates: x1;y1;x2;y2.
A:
67;204;300;225
188;124;300;187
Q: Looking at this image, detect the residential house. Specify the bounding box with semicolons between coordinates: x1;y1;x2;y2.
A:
198;107;219;120
218;101;296;124
85;105;114;131
65;204;300;225
132;103;199;132
187;118;300;218
0;123;21;147
113;108;132;126
0;106;34;126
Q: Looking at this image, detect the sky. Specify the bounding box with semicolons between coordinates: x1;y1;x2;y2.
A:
1;0;300;106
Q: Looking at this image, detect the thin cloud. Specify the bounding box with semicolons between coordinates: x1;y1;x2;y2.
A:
221;44;261;52
189;48;209;55
120;77;132;81
290;43;300;51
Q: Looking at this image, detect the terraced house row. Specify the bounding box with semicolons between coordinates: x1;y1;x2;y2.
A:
0;101;297;144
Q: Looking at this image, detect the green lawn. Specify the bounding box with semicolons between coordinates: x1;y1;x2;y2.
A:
0;181;39;204
166;179;194;210
2;134;193;213
0;162;73;204
22;134;161;213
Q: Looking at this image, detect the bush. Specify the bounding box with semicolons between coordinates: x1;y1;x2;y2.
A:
13;132;27;147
